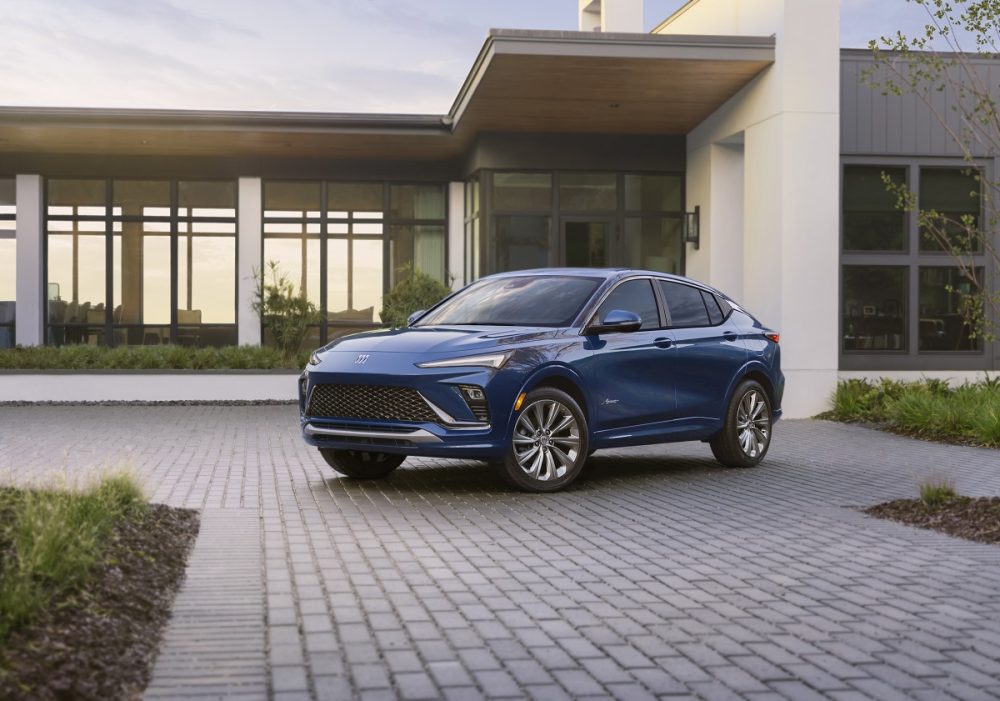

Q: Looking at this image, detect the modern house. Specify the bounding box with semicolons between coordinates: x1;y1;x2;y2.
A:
0;0;996;418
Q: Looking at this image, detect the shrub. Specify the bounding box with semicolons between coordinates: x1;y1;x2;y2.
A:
252;261;321;358
826;377;1000;447
0;344;310;371
0;474;147;641
919;478;958;506
380;264;452;328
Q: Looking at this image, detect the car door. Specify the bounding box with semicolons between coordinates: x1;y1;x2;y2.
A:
656;280;748;422
580;278;676;431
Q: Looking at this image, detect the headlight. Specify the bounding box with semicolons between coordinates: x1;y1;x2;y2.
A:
416;352;510;369
308;351;322;366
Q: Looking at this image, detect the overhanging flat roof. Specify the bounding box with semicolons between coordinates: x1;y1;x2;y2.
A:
0;29;774;161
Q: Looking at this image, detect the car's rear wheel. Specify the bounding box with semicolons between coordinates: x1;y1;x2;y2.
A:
320;449;405;479
710;380;772;468
497;388;589;492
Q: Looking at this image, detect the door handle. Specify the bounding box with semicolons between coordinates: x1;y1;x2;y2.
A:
722;332;738;342
654;337;673;349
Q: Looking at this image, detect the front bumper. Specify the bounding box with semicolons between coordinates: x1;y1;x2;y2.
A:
299;352;528;459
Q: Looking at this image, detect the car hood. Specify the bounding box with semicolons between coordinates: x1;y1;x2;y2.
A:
318;326;563;356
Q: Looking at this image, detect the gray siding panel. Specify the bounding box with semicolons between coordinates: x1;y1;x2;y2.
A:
840;51;1000;157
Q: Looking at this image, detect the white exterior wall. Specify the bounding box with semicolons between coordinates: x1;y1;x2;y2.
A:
237;177;263;346
447;182;465;289
658;0;841;419
14;174;43;346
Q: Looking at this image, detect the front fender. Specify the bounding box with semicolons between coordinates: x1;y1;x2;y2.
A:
501;364;594;443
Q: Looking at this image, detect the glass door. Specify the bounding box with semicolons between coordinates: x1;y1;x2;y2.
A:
561;218;612;268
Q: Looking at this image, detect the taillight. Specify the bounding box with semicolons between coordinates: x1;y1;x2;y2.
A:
764;332;780;344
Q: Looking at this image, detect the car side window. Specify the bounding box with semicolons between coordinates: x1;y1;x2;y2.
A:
597;279;660;330
658;280;711;327
702;290;724;325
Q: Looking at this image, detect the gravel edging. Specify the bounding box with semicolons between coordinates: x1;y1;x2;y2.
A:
0;504;200;700
865;496;1000;545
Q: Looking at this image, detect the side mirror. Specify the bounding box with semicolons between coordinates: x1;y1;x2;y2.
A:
406;310;426;326
587;309;642;335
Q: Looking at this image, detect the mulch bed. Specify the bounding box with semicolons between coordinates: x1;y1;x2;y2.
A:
0;504;199;700
865;497;1000;545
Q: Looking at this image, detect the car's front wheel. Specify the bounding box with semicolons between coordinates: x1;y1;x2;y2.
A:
710;380;773;468
320;449;405;479
498;388;589;492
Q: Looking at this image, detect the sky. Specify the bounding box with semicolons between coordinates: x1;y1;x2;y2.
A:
0;0;959;114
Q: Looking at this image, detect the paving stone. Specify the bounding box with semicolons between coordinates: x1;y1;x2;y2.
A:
4;409;999;701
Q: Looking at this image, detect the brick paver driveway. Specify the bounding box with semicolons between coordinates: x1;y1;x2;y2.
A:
1;405;999;701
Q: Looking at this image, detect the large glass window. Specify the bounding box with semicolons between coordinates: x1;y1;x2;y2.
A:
263;182;322;351
841;163;993;366
919;267;983;351
625;218;682;274
559;173;616;211
479;170;684;277
625;174;682;211
262;181;447;346
919;168;981;252
46;178;237;347
493;173;551;211
0;180;14;348
495;216;550;272
843;166;907;251
46;180;108;346
842;266;907;352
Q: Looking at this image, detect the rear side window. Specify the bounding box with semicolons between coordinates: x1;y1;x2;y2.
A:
597;279;660;330
658;280;710;327
702;290;724;325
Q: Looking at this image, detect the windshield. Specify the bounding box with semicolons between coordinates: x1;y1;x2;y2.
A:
415;275;602;328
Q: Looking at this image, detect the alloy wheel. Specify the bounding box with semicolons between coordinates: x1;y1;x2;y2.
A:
512;399;581;481
736;389;770;458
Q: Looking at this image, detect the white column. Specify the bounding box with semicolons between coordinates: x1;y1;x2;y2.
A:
447;182;465;290
659;0;841;418
15;174;43;346
237;177;262;346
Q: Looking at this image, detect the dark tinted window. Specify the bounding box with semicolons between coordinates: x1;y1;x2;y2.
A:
597;279;660;330
715;294;732;317
416;275;600;327
702;290;723;325
659;280;711;327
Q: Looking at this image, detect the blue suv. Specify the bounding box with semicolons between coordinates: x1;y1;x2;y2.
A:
300;269;783;492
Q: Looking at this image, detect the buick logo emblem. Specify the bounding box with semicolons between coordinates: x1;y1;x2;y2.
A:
355;354;370;365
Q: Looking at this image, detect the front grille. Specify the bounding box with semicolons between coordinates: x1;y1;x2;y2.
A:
307;384;437;423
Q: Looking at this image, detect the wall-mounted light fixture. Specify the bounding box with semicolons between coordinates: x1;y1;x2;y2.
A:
684;205;700;250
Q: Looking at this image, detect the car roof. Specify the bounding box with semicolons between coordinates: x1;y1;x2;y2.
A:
481;268;724;296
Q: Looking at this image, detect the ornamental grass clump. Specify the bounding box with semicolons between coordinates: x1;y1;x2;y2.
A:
918;478;958;507
0;474;147;642
826;377;1000;448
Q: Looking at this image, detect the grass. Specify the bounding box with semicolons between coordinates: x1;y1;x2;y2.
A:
0;474;147;642
0;344;312;371
919;477;958;506
823;376;1000;448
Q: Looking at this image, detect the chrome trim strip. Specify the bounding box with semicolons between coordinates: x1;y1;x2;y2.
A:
304;424;442;444
418;391;491;430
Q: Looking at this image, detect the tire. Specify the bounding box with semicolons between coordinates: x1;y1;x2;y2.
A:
497;388;589;493
710;380;773;468
320;449;405;479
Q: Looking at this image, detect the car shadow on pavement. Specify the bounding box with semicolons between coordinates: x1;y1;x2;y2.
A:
316;453;729;497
